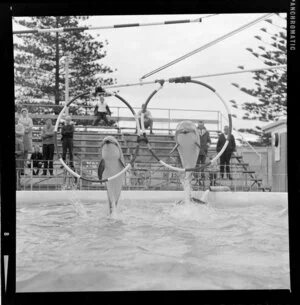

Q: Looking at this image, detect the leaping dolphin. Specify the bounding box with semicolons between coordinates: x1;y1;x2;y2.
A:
171;121;208;204
98;136;125;215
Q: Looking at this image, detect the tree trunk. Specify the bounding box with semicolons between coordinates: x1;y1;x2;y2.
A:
55;17;60;107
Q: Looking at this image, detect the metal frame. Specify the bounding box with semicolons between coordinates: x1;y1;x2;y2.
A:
53;89;140;183
140;77;232;172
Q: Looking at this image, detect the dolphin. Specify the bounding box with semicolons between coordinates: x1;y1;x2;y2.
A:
173;120;200;169
170;121;208;204
98;136;125;215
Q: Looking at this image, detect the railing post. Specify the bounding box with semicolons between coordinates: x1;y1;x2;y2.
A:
30;160;33;191
168;109;171;134
65;54;70;115
80;159;83;190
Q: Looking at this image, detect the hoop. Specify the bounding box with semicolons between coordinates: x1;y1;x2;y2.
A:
140;77;233;172
54;88;139;183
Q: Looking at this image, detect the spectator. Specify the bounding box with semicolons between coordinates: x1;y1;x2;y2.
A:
61;115;75;169
18;108;33;173
15;118;25;187
30;144;43;175
196;120;211;179
93;96;111;126
41;119;55;176
216;125;236;179
137;104;153;134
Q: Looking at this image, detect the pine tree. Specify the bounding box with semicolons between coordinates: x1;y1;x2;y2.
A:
14;16;115;106
230;14;287;145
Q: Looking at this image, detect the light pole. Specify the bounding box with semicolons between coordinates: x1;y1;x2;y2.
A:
65;53;70;115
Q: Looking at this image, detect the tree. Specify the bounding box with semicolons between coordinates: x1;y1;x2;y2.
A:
14;16;116;106
230;14;287;145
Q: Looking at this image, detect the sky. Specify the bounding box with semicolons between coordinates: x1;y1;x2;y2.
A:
13;13;287;141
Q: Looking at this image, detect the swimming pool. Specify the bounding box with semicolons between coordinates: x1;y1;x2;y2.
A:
16;191;289;291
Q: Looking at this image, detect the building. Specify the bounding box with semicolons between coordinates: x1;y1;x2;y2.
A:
262;118;287;192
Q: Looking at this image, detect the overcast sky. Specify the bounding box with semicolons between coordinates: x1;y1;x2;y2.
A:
13;13;286;140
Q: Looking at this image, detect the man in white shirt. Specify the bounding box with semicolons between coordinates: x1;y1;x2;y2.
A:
137;104;153;134
93;96;112;126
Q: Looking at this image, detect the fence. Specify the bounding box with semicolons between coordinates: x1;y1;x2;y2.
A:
16;158;286;192
16;103;221;133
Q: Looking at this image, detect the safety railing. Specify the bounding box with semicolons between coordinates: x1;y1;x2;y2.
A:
16;158;285;192
16;103;221;134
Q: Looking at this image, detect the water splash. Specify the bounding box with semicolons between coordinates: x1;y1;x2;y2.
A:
277;207;288;217
108;208;119;220
68;192;88;218
183;173;192;205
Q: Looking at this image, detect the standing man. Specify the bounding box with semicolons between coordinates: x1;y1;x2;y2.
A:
61;115;75;169
93;96;112;126
137;104;154;134
41;119;55;176
196;120;211;180
216;125;236;179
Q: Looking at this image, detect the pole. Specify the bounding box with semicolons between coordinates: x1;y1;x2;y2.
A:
65;54;69;115
101;65;286;90
55;17;60;107
140;13;275;80
13;17;202;35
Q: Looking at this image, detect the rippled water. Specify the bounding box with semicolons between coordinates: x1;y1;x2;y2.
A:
17;192;290;291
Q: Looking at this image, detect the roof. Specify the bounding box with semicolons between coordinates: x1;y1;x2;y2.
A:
261;119;287;133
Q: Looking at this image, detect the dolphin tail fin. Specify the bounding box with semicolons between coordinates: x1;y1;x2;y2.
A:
98;159;105;181
200;189;210;203
190;189;210;205
169;143;179;155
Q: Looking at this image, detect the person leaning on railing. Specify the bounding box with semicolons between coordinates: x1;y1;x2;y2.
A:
93;95;112;126
41;118;55;176
136;104;154;134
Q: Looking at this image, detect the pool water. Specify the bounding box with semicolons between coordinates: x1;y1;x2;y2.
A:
16;191;290;291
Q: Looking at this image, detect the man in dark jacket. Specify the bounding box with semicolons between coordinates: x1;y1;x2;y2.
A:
196;121;211;180
61;115;75;169
216;125;236;179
